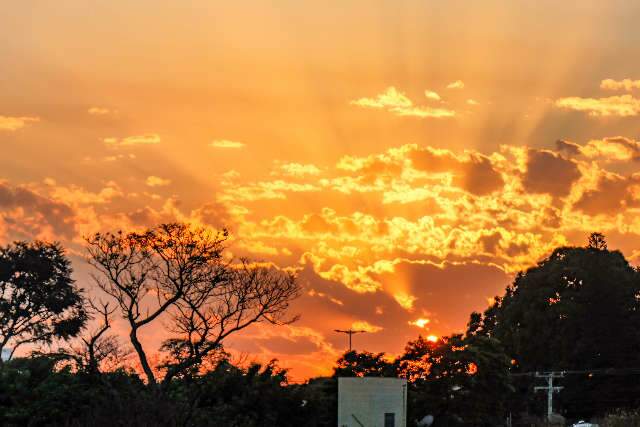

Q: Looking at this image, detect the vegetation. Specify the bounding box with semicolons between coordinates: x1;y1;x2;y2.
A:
1;229;640;426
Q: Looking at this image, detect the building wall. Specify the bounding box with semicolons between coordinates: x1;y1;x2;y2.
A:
338;377;407;427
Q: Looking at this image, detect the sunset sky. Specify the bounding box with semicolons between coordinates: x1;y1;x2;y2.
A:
3;1;640;380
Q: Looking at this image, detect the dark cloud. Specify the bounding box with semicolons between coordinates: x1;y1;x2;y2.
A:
555;139;582;156
574;174;640;216
410;148;503;195
522;149;581;197
0;181;76;240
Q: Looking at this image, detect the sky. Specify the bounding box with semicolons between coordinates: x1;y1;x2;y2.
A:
2;0;640;380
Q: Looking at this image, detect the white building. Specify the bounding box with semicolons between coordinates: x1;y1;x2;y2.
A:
338;377;407;427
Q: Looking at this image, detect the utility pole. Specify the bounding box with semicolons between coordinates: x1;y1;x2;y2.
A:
334;329;367;351
534;371;564;421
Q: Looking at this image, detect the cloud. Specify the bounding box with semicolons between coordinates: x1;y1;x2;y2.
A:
600;78;640;91
351;320;383;333
409;318;431;328
210;139;245;148
555;94;640;117
350;87;455;118
0;116;39;131
104;134;161;146
573;173;640;216
522;149;581;197
277;163;322;177
467;99;479;106
555;139;582;156
424;90;441;101
446;80;465;89
393;292;417;311
350;86;412;109
0;181;77;240
409;146;504;195
87;107;116;115
557;137;640;162
145;176;171;187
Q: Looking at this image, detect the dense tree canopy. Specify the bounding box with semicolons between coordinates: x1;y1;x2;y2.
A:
0;241;86;362
469;233;640;418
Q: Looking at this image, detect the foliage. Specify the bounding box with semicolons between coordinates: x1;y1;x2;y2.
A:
397;334;512;427
599;409;640;427
333;350;396;378
469;233;640;419
0;241;86;362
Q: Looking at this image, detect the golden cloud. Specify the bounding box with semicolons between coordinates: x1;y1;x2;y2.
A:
601;78;640;91
351;87;455;118
557;137;640;162
446;80;465;89
104;134;161;146
210;139;245;148
87;107;116;115
351;320;383;333
276;162;322;177
555;94;640;117
145;176;171;187
424;90;441;101
0;115;39;131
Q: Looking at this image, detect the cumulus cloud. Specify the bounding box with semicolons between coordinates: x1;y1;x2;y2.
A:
276;163;322;177
522;149;581;197
409;146;504;195
601;78;640;91
104;134;161;146
210;139;245;148
0;115;39;131
424;90;441;101
446;80;465;89
350;87;455;118
87;107;116;115
0;181;77;240
555;94;640;117
145;176;171;187
351;320;383;333
573;173;640;216
557;137;640;162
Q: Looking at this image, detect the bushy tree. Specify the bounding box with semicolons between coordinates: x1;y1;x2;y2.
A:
469;233;640;418
0;241;86;362
333;350;396;378
397;334;512;427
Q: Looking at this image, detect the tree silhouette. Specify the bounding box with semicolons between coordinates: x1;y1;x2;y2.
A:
469;234;640;418
86;223;300;388
332;350;395;378
0;241;86;363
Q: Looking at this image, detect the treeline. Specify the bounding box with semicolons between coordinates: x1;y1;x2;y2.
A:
1;227;640;426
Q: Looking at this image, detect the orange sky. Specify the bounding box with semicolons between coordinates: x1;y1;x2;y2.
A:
2;1;640;380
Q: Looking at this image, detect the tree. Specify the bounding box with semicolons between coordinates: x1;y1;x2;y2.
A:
332;350;395;378
469;233;640;418
0;241;86;363
397;334;512;426
86;223;300;388
64;299;130;375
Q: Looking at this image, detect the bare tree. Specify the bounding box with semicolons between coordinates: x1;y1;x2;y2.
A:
160;259;299;387
85;223;300;388
67;300;130;374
